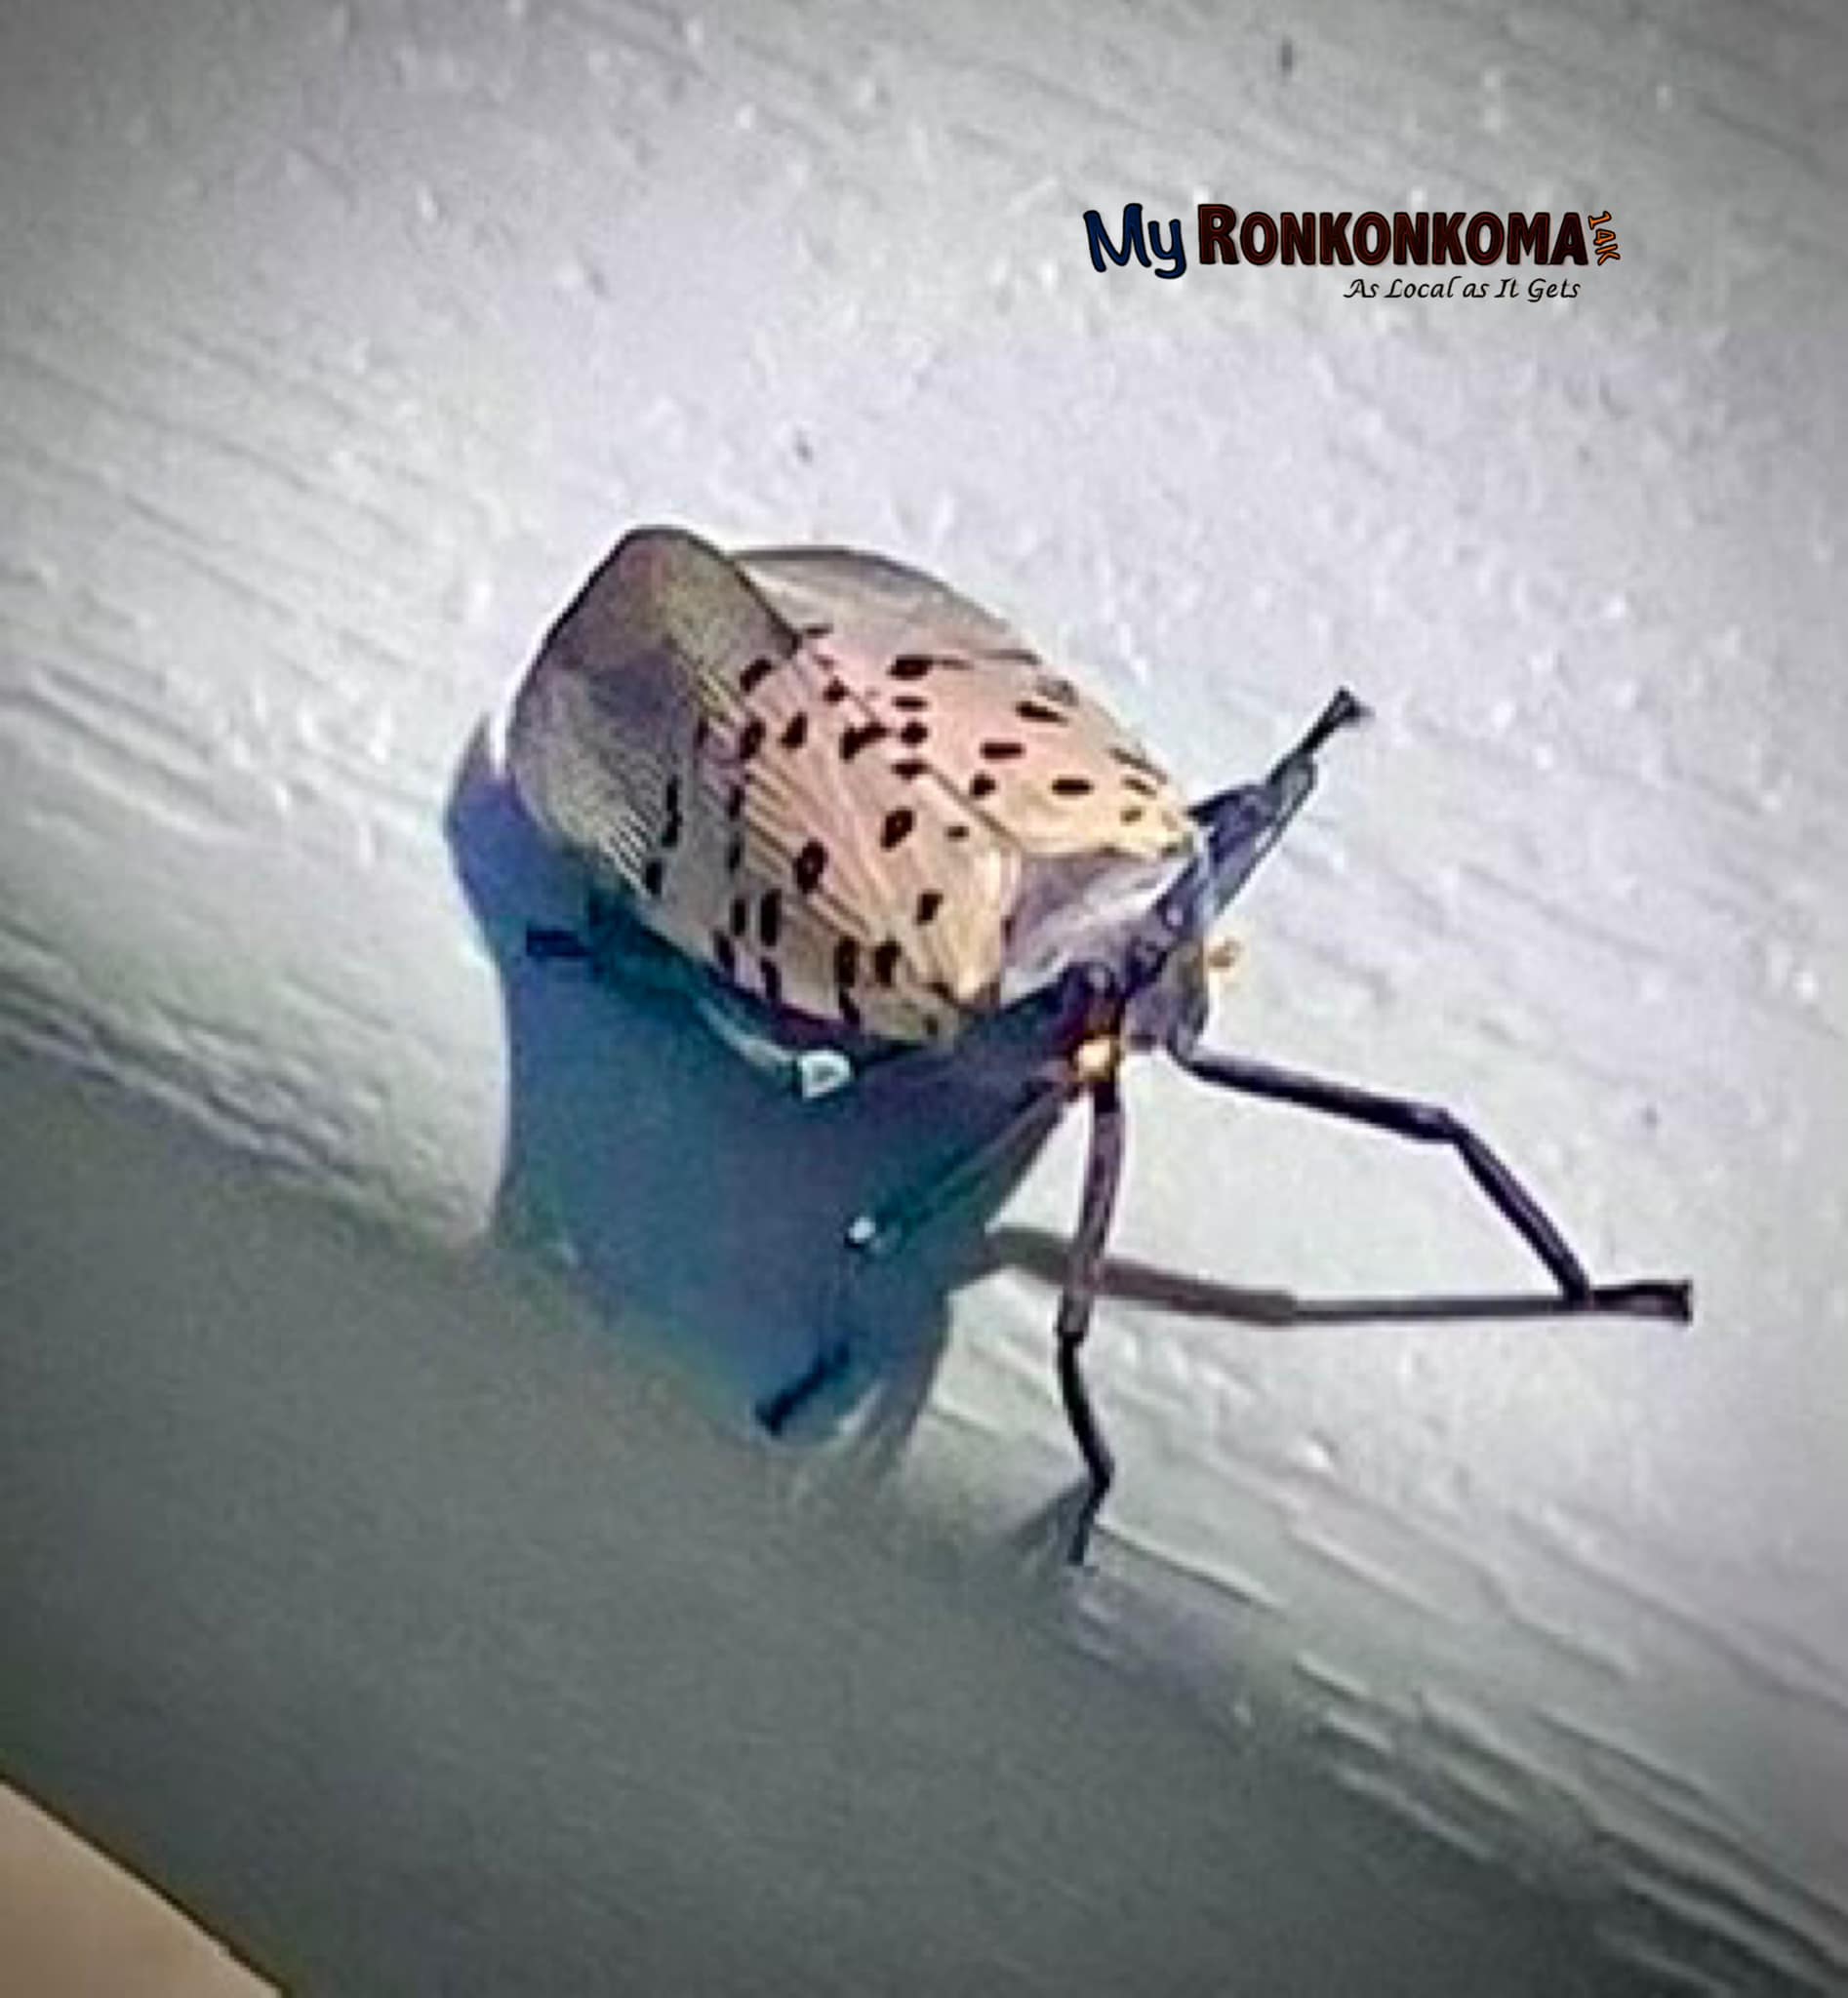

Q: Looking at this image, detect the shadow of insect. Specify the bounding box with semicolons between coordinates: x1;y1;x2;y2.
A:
446;726;1051;1490
448;713;1692;1561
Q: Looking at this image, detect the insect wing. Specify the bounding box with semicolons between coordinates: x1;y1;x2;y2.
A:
738;546;1195;859
508;529;1017;1043
507;527;777;959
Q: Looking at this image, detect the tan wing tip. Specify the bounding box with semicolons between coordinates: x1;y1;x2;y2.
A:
944;962;1001;1009
610;522;721;577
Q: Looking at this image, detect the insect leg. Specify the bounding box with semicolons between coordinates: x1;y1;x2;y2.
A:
1173;1044;1692;1319
756;1089;1065;1435
846;1090;1067;1262
1055;1074;1128;1565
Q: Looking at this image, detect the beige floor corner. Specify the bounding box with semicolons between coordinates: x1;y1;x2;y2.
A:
0;1787;271;1998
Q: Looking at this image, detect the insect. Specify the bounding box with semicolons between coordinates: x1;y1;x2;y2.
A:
505;526;1693;1564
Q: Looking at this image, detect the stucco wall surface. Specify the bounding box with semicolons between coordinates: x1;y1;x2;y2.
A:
2;1;1844;1991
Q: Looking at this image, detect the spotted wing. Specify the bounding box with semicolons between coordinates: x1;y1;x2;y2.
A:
506;528;1021;1045
737;545;1195;858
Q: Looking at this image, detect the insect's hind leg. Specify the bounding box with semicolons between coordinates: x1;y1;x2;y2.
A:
1173;1043;1692;1319
1052;1075;1129;1565
755;1088;1066;1436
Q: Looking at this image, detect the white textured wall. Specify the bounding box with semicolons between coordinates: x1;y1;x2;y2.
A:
3;1;1845;1991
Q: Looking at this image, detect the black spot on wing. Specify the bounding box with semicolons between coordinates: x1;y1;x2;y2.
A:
840;721;888;761
661;777;683;852
880;808;916;851
915;889;944;926
1050;775;1096;797
740;656;778;694
794;840;827;894
780;712;809;750
979;740;1026;763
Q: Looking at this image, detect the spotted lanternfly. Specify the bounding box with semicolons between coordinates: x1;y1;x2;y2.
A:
506;526;1693;1564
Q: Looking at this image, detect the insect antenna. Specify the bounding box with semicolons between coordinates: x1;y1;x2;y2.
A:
1277;685;1370;772
1172;687;1370;937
